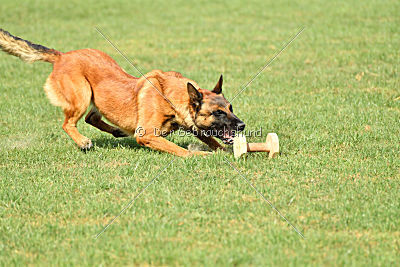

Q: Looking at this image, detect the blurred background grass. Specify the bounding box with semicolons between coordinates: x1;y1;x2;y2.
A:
0;0;399;265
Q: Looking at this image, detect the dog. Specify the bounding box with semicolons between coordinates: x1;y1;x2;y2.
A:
0;29;245;156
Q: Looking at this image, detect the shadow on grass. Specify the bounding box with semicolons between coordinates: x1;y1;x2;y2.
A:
92;136;194;151
92;136;142;150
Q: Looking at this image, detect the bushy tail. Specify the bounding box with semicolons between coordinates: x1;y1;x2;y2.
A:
0;29;61;63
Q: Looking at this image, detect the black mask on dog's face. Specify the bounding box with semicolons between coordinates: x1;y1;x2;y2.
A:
187;75;245;144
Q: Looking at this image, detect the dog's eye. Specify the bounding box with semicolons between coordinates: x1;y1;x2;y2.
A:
229;105;233;112
213;110;226;116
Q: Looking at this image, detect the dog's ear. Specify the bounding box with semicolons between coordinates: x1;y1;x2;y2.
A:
187;82;203;109
212;74;223;94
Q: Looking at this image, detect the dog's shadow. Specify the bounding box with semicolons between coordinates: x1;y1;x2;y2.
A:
93;136;142;150
92;136;194;151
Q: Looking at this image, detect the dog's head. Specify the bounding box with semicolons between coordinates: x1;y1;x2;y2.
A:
188;75;245;144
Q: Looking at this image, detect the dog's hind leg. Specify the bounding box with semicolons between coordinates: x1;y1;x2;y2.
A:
63;108;93;150
54;77;93;150
85;106;128;138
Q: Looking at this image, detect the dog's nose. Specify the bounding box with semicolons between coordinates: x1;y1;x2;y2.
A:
236;122;246;131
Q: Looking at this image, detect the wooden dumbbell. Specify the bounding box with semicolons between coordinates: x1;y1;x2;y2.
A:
233;133;279;158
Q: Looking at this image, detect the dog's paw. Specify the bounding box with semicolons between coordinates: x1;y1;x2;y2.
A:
188;143;212;152
79;138;93;151
112;129;129;138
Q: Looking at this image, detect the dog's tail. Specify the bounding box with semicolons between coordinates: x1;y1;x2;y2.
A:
0;29;61;63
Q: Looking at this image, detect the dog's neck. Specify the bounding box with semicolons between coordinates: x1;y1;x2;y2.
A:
167;101;199;135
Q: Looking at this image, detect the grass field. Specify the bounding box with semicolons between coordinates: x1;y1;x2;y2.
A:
0;0;399;265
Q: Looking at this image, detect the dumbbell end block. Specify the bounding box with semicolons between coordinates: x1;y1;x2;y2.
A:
266;133;279;158
233;134;247;158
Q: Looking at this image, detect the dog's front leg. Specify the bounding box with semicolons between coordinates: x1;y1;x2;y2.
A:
195;134;225;151
136;134;210;157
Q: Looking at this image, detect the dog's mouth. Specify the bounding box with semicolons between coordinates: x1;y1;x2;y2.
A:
218;130;235;145
197;128;236;145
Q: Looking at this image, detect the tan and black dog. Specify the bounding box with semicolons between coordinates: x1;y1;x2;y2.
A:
0;29;245;156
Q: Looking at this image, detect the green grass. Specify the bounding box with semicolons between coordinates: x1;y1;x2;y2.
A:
0;0;399;265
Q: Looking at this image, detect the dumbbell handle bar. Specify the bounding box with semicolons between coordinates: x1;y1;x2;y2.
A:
246;142;272;152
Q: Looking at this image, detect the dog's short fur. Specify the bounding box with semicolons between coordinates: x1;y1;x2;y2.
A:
0;29;245;156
